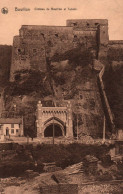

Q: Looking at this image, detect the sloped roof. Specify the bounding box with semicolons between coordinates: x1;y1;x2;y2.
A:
0;118;22;124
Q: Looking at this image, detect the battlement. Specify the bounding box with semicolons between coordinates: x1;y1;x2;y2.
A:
67;19;108;27
21;25;72;29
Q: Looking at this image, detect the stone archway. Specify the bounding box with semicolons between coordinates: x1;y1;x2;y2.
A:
44;123;63;137
36;101;73;138
43;117;66;137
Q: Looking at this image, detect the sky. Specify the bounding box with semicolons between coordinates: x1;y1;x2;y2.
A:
0;0;123;45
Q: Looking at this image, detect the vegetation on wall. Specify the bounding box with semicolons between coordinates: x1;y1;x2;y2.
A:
0;45;12;86
103;64;123;129
5;69;51;96
0;44;123;137
51;47;93;65
50;48;94;87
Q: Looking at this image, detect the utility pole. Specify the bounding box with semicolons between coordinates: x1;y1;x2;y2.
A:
53;111;55;145
77;113;79;141
75;98;80;142
103;115;106;143
21;115;24;136
13;104;16;118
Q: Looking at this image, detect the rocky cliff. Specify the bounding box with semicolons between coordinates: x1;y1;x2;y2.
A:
0;38;123;137
2;45;104;137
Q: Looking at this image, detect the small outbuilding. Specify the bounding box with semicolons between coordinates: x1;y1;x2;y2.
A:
0;118;23;137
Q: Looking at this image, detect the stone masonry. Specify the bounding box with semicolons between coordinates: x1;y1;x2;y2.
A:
10;19;108;81
36;101;73;138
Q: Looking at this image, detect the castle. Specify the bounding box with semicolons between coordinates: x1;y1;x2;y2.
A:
10;19;109;81
9;19;123;139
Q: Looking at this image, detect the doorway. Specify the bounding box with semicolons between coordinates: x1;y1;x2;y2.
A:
44;124;63;137
6;127;9;136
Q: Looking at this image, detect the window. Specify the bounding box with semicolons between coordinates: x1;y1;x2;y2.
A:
89;99;95;110
55;33;58;37
95;23;99;26
41;33;44;36
11;124;14;128
33;49;37;53
32;48;37;56
47;40;53;47
11;129;14;133
73;22;77;26
80;95;83;99
16;129;19;133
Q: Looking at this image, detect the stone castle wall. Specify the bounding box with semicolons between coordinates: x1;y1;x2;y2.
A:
108;40;123;62
10;19;108;81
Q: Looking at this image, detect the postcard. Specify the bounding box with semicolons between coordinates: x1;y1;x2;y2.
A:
0;0;123;193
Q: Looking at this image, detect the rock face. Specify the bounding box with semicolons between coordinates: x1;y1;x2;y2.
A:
8;19;109;137
1;19;123;138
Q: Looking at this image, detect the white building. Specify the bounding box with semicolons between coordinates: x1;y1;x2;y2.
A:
0;118;23;137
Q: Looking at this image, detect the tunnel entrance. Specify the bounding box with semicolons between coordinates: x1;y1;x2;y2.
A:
44;124;63;137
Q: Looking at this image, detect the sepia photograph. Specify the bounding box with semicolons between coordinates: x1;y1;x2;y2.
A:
0;0;123;193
